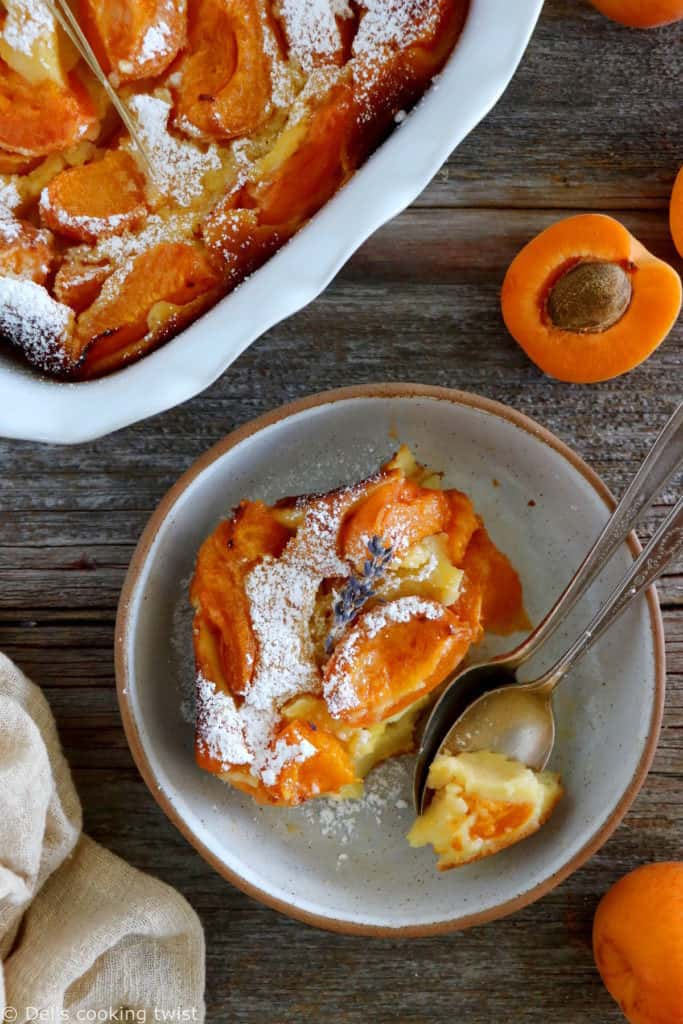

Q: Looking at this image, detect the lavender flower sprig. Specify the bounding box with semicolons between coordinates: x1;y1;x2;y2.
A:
325;536;394;653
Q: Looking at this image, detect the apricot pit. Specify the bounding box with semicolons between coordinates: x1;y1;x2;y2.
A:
547;260;632;334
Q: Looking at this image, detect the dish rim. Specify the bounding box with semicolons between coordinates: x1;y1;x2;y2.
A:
0;0;545;444
115;383;666;937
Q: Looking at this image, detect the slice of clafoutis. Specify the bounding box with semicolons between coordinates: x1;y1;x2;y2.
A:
190;445;528;809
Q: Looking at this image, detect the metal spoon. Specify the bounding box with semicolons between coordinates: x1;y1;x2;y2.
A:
426;493;681;776
414;404;683;812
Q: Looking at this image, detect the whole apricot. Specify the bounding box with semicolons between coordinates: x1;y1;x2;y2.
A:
593;862;683;1024
590;0;683;27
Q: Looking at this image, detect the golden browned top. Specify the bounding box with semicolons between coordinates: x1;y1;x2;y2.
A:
0;0;468;379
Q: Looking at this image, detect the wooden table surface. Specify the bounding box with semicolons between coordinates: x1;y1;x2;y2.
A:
2;2;682;1021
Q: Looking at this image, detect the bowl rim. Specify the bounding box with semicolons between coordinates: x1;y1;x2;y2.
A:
115;383;666;936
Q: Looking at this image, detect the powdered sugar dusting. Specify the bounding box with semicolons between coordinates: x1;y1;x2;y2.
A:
245;496;349;708
302;756;412;843
351;0;443;117
0;211;23;245
197;674;251;766
261;735;317;787
0;180;22;214
353;0;440;54
91;211;197;265
127;94;221;206
259;4;297;109
0;277;73;372
362;594;444;637
277;0;353;70
139;18;173;62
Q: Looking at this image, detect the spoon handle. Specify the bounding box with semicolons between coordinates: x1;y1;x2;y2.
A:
506;403;683;670
535;492;683;691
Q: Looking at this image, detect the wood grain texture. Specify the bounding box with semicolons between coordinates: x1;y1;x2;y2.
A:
1;1;682;1021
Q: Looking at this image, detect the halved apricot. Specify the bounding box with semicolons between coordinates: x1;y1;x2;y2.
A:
0;218;55;283
589;0;683;26
323;597;475;726
460;527;528;635
244;80;357;227
40;150;147;244
191;502;292;698
78;0;186;82
173;0;271;140
0;62;97;156
501;214;682;383
74;241;223;374
263;720;357;805
340;474;450;568
671;167;683;258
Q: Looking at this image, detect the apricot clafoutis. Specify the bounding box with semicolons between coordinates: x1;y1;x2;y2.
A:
0;0;469;379
190;445;561;869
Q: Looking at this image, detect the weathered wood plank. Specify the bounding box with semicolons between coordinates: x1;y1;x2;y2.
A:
69;763;683;1024
0;208;680;514
418;1;683;210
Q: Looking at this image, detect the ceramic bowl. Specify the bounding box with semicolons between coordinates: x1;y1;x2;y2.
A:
0;0;544;444
116;385;664;936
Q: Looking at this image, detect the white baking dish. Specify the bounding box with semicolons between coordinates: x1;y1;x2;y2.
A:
0;0;543;444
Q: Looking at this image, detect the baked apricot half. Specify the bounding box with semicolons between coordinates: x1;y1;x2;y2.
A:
323;596;475;727
589;0;683;27
173;0;271;140
40;150;147;244
245;81;357;227
340;475;450;568
261;721;357;806
74;241;223;377
0;62;97;156
191;501;291;699
501;214;682;383
78;0;186;82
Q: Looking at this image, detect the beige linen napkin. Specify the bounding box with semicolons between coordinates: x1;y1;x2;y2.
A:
0;653;205;1024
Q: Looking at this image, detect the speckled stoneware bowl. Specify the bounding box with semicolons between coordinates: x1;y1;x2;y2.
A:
116;385;664;935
